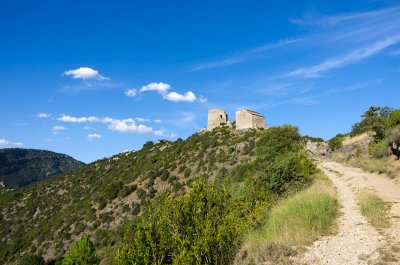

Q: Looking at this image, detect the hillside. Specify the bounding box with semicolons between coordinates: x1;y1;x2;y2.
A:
0;148;85;188
0;126;264;263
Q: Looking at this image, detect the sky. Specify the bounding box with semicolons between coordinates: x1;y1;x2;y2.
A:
0;0;399;163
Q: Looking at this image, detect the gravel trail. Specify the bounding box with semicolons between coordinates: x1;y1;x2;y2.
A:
299;161;384;265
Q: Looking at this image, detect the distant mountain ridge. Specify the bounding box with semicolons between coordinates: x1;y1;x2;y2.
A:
0;148;85;188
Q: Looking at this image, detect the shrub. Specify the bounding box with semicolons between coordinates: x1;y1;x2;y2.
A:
368;140;389;159
256;125;302;163
259;152;315;195
63;235;98;265
115;179;270;265
18;254;45;265
387;110;400;128
328;134;344;151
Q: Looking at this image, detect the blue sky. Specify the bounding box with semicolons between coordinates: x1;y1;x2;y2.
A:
1;1;399;163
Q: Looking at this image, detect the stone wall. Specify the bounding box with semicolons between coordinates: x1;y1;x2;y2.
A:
235;109;266;130
207;109;228;130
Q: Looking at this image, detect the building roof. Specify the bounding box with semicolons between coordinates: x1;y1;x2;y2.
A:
239;109;264;118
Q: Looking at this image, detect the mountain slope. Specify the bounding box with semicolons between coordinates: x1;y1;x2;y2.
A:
0;126;262;263
0;148;85;188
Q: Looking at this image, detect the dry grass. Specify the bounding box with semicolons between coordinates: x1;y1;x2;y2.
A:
234;173;339;265
359;192;391;230
342;133;371;145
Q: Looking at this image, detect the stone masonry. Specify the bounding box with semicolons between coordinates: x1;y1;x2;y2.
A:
207;109;228;130
206;108;266;130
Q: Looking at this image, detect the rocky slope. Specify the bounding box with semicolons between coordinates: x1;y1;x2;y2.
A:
0;148;85;188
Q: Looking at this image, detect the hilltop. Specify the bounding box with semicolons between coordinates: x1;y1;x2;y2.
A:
0;126;266;263
0;148;85;188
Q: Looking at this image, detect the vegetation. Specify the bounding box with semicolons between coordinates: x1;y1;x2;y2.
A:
235;173;338;264
359;192;391;230
331;106;400;177
115;125;318;264
116;178;269;265
0;148;84;188
63;235;98;265
0;124;323;264
0;126;261;263
328;133;345;151
17;254;45;265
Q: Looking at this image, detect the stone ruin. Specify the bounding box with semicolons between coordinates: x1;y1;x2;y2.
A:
207;109;228;130
206;108;267;130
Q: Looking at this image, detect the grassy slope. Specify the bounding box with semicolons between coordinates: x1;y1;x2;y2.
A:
235;171;339;264
0;126;260;263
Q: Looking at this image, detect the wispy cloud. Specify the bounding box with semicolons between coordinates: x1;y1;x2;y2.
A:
125;89;137;97
87;133;102;141
287;35;400;78
37;112;51;118
0;138;23;147
52;125;66;135
292;6;400;26
191;38;301;71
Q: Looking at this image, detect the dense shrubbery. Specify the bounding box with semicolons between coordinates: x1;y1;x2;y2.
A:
114;125;315;264
116;179;270;265
256;125;315;195
350;106;400;159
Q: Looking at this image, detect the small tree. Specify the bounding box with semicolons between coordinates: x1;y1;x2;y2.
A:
63;235;98;265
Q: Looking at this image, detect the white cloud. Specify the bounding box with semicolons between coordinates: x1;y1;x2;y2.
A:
56;114;169;136
52;125;66;135
107;118;163;135
63;67;109;80
0;138;23;147
88;133;102;141
154;119;162;123
125;89;137;97
164;91;197;102
140;82;171;93
139;82;200;103
37;112;51;118
58;115;99;123
287;35;400;78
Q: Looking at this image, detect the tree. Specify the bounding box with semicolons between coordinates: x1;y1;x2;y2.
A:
63;235;98;265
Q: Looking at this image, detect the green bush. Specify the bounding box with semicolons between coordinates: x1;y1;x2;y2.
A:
256;125;302;163
115;179;270;265
328;134;344;151
18;254;45;265
368;140;389;158
387;110;400;128
260;152;315;195
63;235;98;265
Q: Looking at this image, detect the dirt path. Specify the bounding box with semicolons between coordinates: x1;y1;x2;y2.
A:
320;161;400;264
299;161;381;264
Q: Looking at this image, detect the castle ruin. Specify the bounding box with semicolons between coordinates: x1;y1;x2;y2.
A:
206;108;266;130
207;109;228;130
235;109;267;130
